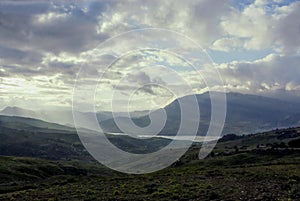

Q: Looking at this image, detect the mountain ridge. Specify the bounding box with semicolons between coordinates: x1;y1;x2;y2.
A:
100;92;300;135
2;92;300;136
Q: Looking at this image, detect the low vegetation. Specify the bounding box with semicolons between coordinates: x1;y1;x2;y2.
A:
0;119;300;200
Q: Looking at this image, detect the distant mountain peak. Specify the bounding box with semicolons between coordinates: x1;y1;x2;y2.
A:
0;106;38;119
100;92;300;136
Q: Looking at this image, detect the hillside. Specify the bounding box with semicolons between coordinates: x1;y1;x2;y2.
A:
0;107;150;128
0;117;300;200
0;115;173;160
0;115;76;133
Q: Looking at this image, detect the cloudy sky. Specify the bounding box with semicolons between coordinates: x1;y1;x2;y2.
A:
0;0;300;112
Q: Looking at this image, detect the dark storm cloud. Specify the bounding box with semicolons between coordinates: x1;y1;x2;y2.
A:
0;0;113;80
0;1;110;56
0;1;50;14
0;45;43;66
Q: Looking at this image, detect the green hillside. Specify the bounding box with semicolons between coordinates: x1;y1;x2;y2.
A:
0;116;300;200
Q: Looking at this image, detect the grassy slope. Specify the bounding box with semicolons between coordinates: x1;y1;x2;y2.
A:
0;153;299;200
0;115;300;201
0;127;300;200
0;115;173;161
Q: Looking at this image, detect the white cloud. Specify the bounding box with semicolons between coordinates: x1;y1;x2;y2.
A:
1;0;300;111
220;0;300;54
211;38;243;52
218;54;300;94
274;2;300;54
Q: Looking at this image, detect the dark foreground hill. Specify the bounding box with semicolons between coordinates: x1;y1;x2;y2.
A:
0;115;300;200
0;115;174;161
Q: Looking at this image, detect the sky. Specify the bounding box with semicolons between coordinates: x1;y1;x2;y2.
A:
0;0;300;112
